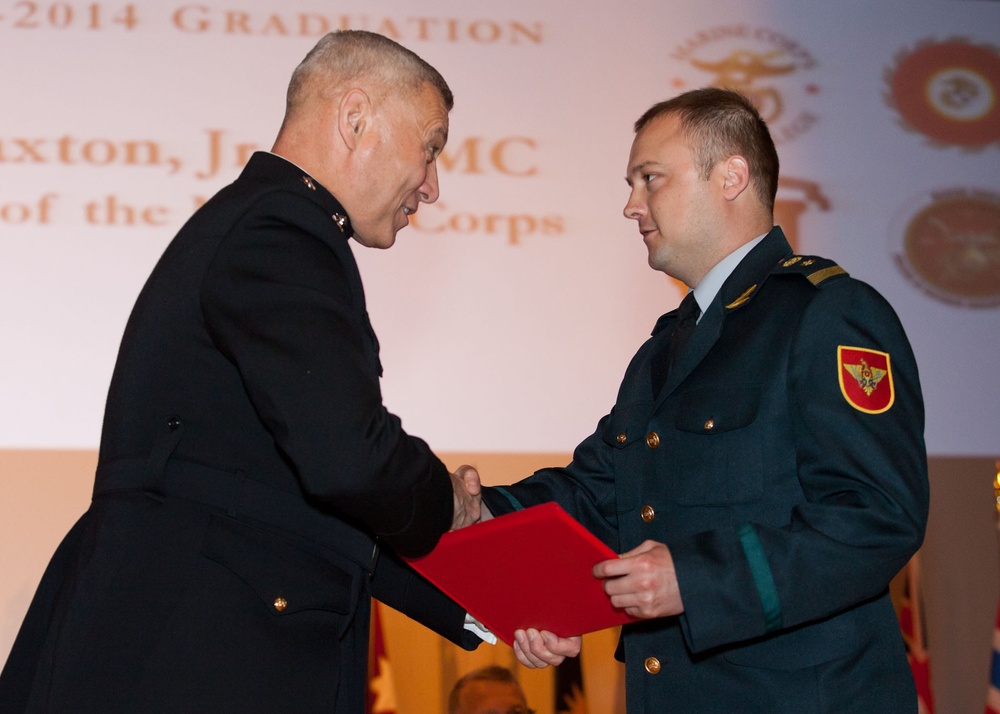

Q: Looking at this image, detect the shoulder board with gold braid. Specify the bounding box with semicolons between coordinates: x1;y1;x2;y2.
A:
722;255;849;313
772;254;848;287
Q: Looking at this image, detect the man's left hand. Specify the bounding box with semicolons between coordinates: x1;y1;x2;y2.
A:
593;539;684;619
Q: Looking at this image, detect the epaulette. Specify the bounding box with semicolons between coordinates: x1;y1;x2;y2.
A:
773;254;848;286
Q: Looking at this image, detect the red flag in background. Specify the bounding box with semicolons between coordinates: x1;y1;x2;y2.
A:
984;461;1000;714
366;602;398;714
985;599;1000;714
554;652;589;714
899;554;934;714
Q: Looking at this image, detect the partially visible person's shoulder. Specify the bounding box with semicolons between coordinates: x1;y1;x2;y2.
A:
773;254;904;328
771;254;848;288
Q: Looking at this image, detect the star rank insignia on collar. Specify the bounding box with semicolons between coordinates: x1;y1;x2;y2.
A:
838;346;895;414
332;213;348;233
301;175;316;190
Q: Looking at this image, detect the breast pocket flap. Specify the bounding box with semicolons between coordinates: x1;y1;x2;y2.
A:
675;387;761;434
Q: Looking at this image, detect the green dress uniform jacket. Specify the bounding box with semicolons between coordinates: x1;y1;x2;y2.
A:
484;227;928;713
0;152;477;713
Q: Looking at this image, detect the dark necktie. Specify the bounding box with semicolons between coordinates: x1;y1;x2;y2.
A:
652;292;701;394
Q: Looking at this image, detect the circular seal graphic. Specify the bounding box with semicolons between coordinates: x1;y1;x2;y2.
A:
892;189;1000;307
669;25;820;145
889;39;1000;147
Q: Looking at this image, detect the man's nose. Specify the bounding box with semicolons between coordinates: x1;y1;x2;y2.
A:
420;161;440;204
623;190;645;220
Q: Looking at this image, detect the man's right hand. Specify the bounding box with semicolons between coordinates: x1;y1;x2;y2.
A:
513;629;582;668
449;464;482;530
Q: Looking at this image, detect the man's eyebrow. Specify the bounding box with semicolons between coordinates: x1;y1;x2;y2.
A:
625;161;656;184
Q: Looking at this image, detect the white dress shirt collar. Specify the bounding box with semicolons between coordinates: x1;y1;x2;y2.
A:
690;232;768;321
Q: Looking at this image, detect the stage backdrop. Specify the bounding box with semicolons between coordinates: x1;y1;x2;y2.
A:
1;1;999;712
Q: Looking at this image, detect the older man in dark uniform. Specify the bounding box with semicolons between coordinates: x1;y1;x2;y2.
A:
0;31;487;713
484;88;928;713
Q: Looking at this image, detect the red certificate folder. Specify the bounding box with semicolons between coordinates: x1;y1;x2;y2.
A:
405;502;638;646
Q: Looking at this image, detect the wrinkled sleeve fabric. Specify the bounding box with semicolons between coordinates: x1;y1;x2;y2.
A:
482;413;624;552
372;552;482;651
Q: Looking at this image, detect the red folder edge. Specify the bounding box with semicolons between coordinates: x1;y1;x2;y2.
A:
405;502;638;646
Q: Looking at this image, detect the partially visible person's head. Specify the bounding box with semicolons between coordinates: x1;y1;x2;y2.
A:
448;666;532;714
284;30;453;118
273;30;453;249
623;87;777;286
634;87;778;212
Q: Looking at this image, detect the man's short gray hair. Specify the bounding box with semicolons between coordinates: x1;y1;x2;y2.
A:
285;30;453;113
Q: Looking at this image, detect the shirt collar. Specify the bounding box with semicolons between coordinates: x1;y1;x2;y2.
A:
691;232;768;320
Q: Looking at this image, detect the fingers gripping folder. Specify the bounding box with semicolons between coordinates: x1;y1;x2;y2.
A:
405;502;638;646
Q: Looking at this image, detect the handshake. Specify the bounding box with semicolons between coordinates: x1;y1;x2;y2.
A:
446;464;583;668
449;463;487;531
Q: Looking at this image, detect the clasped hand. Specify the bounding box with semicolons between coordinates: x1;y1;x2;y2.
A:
447;466;582;668
449;464;482;530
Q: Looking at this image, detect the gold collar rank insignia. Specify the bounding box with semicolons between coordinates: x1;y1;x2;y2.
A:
725;284;758;310
838;346;895;414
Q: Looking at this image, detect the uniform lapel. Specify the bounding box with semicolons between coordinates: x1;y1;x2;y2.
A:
651;227;794;408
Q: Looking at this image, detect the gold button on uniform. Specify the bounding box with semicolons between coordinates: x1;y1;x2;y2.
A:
617;432;627;444
703;418;715;431
641;505;655;522
645;432;660;449
273;597;288;612
644;657;661;674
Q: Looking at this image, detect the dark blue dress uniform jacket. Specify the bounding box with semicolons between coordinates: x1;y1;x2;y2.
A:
484;227;928;714
0;152;477;713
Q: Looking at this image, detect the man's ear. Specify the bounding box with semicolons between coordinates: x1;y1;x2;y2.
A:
720;155;751;201
338;88;370;151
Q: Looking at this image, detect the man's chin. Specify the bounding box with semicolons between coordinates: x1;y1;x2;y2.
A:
352;230;398;250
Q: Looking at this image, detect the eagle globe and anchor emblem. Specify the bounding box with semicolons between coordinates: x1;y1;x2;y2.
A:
690;48;797;124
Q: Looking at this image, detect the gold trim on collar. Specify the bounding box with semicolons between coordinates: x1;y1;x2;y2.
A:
725;284;758;310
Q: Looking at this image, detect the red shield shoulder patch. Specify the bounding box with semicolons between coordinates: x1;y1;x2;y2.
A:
838;346;895;414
